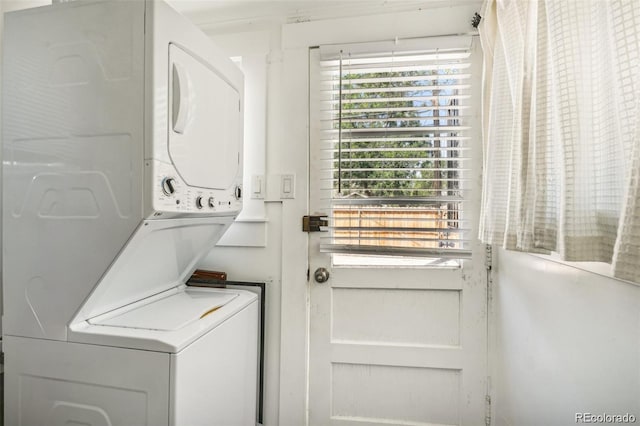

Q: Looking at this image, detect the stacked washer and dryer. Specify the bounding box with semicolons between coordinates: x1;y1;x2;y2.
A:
2;1;258;425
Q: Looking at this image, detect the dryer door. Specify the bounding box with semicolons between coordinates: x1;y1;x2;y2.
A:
168;44;241;190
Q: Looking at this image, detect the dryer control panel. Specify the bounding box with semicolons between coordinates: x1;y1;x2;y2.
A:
148;160;242;218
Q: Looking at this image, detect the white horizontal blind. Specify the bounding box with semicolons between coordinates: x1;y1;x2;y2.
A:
317;45;473;259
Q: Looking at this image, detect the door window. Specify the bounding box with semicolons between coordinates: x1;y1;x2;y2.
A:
314;43;473;266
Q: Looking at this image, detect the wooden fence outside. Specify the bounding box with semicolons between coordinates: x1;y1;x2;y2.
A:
331;205;461;249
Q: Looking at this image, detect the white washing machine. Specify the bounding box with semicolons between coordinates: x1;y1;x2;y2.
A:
2;1;258;425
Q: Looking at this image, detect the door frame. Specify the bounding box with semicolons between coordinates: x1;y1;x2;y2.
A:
277;6;486;425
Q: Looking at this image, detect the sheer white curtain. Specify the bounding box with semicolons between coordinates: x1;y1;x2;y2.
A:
479;0;640;282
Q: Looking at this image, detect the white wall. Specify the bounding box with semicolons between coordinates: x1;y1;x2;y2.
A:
491;249;640;426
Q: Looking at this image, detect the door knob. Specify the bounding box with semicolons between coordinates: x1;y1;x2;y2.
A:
314;267;330;283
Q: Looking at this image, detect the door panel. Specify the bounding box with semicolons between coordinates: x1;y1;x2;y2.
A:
308;40;487;426
331;287;460;346
331;363;461;425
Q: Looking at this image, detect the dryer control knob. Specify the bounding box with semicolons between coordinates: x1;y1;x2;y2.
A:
162;178;176;196
195;196;204;209
208;197;215;208
234;185;242;200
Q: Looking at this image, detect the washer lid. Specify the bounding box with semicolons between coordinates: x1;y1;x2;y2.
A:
73;217;234;323
89;288;238;331
69;287;258;353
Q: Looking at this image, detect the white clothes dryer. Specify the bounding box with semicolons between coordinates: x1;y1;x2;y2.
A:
2;1;257;425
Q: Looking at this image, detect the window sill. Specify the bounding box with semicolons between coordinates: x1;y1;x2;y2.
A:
528;252;640;288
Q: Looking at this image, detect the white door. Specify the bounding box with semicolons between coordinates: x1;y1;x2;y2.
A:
308;39;487;426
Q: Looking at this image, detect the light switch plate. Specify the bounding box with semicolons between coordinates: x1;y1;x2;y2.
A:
280;174;295;199
251;175;265;199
